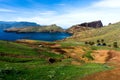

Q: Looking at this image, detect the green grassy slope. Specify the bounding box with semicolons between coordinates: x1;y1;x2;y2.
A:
0;40;111;80
67;22;120;44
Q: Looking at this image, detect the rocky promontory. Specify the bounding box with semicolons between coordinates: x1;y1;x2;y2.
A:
4;24;64;33
66;20;103;34
79;20;103;28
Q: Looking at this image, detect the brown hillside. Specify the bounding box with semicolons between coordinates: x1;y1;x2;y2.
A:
80;50;120;80
81;68;120;80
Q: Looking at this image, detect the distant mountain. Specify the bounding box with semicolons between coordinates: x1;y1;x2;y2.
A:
4;24;64;33
0;21;40;29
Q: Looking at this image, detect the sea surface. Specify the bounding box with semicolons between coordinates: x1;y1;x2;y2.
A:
0;30;71;41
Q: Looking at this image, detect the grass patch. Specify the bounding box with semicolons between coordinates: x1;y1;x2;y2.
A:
0;40;113;80
0;62;112;80
0;40;38;56
59;41;84;47
0;56;45;63
39;51;64;59
83;51;93;60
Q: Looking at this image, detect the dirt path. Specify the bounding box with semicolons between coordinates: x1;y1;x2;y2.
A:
81;67;120;80
61;46;89;62
92;50;120;65
81;50;120;80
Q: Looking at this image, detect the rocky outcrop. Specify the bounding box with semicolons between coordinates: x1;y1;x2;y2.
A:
66;20;103;34
4;24;64;33
79;20;103;28
66;26;91;34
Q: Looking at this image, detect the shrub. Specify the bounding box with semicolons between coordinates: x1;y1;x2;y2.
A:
85;41;88;45
97;40;100;43
101;39;104;43
108;45;111;47
97;43;101;46
87;41;95;46
113;42;119;48
102;43;107;46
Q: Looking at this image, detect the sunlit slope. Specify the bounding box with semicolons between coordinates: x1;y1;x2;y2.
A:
67;22;120;43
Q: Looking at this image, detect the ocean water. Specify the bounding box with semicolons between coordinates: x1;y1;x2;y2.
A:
0;30;71;41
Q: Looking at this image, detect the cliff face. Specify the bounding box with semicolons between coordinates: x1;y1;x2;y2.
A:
79;20;103;28
4;24;64;33
66;20;103;34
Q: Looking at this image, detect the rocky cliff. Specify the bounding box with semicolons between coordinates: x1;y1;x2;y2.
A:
66;20;103;34
79;20;103;28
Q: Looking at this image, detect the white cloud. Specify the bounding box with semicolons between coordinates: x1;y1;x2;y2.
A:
93;0;120;8
11;0;120;28
0;8;15;12
15;10;120;28
14;12;105;28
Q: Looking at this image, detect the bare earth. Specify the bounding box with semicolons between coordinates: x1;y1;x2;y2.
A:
81;50;120;80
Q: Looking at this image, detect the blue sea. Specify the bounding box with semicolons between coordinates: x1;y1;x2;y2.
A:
0;30;71;41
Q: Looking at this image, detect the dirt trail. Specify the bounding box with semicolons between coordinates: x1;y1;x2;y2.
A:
62;46;89;62
92;50;120;65
81;68;120;80
92;50;109;63
81;50;120;80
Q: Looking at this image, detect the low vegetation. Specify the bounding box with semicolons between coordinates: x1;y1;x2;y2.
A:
0;40;113;80
2;20;120;79
66;22;120;45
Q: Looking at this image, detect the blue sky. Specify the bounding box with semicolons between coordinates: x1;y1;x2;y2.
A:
0;0;120;28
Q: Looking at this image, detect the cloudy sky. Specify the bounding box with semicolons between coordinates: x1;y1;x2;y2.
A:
0;0;120;28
